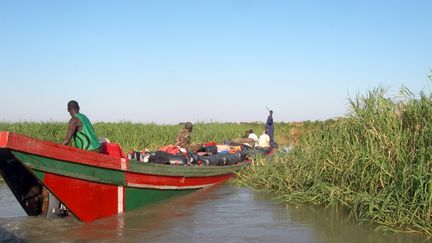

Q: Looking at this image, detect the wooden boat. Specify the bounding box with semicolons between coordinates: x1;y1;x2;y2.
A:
0;131;249;222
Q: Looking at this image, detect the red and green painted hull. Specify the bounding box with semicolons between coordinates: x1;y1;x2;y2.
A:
0;132;248;222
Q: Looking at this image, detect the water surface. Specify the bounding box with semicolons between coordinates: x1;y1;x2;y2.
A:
0;183;428;242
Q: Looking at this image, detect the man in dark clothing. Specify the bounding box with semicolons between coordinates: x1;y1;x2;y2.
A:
265;110;275;146
175;122;193;149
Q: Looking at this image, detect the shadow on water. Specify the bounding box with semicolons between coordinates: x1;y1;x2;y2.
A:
0;183;431;242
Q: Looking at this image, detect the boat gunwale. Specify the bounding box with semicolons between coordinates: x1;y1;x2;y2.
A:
0;131;248;178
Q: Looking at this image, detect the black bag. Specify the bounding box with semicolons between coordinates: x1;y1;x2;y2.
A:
220;153;241;165
252;147;269;156
238;150;250;161
198;145;218;155
149;151;186;165
198;154;226;166
187;152;199;165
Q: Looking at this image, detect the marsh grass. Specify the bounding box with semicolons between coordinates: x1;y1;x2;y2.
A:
236;86;432;235
0;121;290;152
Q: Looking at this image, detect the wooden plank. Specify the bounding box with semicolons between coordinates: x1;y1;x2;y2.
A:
127;159;247;177
2;132;125;170
126;171;233;189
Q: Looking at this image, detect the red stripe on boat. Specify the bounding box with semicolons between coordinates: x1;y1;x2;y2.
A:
44;173;119;222
126;172;233;189
0;131;125;170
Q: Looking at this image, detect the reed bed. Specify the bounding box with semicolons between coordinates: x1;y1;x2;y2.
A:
0;121;290;153
235;86;432;235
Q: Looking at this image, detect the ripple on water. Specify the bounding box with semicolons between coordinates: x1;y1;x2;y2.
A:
0;183;430;242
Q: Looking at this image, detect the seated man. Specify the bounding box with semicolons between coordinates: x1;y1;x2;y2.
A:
62;100;101;152
232;129;258;147
246;129;259;147
256;130;271;153
175;122;193;150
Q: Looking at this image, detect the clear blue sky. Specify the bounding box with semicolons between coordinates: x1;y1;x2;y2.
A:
0;0;431;124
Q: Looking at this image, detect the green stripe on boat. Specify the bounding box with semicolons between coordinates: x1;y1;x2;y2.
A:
12;151;125;185
127;159;245;177
33;170;45;181
125;187;195;211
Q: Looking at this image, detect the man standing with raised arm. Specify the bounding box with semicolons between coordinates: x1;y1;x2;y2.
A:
265;110;275;146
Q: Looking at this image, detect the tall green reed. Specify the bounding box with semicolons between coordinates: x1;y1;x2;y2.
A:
0;121;288;152
236;86;432;235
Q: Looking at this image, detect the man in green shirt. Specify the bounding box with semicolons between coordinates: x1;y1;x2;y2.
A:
51;100;101;218
62;100;101;152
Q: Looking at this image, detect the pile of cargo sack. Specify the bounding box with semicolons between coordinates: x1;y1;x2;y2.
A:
127;142;270;166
